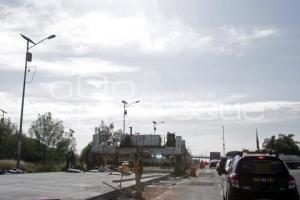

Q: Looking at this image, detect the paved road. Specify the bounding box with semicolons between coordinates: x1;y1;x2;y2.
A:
0;172;168;200
152;168;300;200
154;168;223;200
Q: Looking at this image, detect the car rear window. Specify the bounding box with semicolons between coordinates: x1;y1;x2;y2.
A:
237;157;288;175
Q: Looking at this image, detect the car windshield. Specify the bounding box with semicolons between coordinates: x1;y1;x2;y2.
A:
237;157;289;175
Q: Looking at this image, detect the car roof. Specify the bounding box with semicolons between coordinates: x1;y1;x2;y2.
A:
242;154;277;158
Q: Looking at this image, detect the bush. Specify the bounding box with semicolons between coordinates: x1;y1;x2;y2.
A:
0;159;65;173
0;159;16;169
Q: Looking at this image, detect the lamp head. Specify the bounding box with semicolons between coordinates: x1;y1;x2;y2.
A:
0;109;7;114
47;35;56;39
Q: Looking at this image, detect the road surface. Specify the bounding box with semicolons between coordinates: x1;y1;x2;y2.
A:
151;168;300;200
0;172;168;200
153;168;223;200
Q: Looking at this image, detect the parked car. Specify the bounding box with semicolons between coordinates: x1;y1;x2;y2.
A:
221;154;299;200
224;158;233;173
209;159;219;168
216;157;227;175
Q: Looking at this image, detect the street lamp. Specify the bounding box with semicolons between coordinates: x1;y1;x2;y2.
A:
16;34;56;169
0;108;8;119
122;100;140;135
153;121;164;135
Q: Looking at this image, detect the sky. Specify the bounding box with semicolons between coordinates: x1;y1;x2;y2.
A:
0;0;300;155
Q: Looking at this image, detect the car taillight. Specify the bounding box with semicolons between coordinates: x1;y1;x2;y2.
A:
289;175;296;190
229;174;239;188
257;156;266;160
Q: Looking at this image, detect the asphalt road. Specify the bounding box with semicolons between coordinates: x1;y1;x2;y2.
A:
154;168;223;200
153;168;300;200
1;169;299;200
0;172;168;200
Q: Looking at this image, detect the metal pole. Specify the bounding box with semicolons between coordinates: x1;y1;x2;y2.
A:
123;103;126;135
222;126;225;157
17;40;29;169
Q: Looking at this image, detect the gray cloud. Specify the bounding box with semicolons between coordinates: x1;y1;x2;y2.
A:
1;0;299;153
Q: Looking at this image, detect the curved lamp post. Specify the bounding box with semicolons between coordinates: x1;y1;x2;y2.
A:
153;121;164;135
0;108;7;119
122;100;140;135
17;34;56;169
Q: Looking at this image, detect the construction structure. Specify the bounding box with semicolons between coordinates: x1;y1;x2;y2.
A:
91;132;191;176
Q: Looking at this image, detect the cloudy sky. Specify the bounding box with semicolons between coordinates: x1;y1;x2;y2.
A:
1;0;300;155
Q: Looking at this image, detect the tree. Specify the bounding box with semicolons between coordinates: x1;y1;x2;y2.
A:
0;118;46;162
29;112;65;161
79;142;93;170
29;112;65;147
52;137;72;163
112;129;122;144
21;136;45;162
0;118;17;159
263;135;276;152
95;121;121;145
263;134;300;155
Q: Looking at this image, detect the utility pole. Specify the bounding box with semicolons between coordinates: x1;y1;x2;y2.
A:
222;126;225;157
256;128;260;152
69;129;76;152
122;100;127;135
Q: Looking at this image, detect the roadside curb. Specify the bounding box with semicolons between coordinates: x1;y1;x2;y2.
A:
86;174;171;200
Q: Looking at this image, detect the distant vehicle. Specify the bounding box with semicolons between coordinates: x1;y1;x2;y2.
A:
210;152;221;160
216;157;227;175
279;154;300;169
226;151;243;158
209;159;219;168
0;168;24;175
221;154;299;200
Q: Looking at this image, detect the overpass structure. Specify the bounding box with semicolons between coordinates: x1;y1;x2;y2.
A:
192;155;210;159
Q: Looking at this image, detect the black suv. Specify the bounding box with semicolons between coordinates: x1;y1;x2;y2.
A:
221;154;299;200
